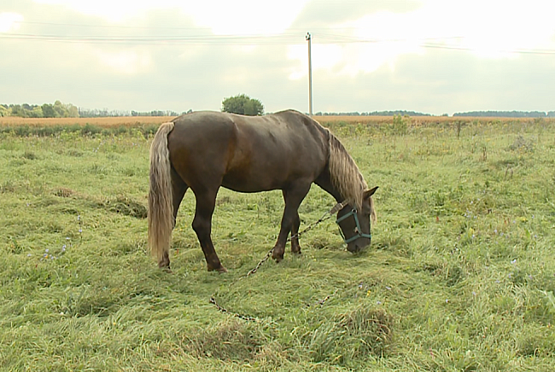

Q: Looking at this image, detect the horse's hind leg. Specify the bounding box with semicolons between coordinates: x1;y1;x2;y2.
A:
192;188;227;272
171;167;188;228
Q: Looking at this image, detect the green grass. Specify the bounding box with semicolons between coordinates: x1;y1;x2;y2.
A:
1;119;555;371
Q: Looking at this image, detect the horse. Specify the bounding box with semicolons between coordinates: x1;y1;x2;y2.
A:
148;109;378;272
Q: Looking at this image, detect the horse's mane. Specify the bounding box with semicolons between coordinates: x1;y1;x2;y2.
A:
327;131;368;210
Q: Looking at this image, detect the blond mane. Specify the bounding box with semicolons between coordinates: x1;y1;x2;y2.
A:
327;131;368;210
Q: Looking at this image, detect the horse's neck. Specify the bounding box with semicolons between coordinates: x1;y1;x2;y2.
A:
314;169;344;204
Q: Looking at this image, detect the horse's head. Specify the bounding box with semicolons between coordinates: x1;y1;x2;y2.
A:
336;186;378;252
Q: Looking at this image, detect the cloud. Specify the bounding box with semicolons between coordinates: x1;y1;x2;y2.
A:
292;0;422;27
187;0;310;35
2;0;555;115
92;48;152;74
0;12;24;32
32;0;185;22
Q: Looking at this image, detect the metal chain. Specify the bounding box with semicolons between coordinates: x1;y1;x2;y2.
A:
209;200;348;321
246;201;347;277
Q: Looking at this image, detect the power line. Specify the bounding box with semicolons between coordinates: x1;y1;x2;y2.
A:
3;28;555;55
0;32;303;45
421;43;555;55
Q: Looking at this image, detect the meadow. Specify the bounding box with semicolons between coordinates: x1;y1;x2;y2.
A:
0;115;554;371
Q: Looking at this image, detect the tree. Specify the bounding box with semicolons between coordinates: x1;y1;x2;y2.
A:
65;103;79;118
221;94;264;116
30;106;44;118
41;104;56;118
10;105;24;117
53;100;67;117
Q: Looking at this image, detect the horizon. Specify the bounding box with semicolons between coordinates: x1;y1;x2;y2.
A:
3;100;555;119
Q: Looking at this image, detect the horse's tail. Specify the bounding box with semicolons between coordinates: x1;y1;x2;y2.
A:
148;122;175;267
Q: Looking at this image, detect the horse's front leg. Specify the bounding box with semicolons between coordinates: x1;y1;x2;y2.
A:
281;189;302;255
192;189;227;272
273;184;310;262
290;212;301;254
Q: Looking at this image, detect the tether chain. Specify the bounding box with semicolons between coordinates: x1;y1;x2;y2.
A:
209;200;349;321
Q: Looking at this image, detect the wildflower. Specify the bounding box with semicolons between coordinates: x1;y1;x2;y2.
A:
376;300;382;305
472;291;477;296
511;259;517;264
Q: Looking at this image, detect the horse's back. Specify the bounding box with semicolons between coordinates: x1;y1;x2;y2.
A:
167;110;329;192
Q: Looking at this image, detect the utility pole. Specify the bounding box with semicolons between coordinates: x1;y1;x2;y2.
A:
306;32;313;116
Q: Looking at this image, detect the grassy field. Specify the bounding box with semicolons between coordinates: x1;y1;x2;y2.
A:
0;115;554;371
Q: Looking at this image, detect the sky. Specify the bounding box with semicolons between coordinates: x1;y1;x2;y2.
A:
1;0;555;115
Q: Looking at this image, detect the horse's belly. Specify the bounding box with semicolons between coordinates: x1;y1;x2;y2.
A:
221;168;285;192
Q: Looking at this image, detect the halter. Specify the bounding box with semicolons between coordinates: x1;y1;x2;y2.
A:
336;207;372;244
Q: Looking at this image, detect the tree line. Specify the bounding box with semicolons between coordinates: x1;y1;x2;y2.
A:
0;101;79;118
314;110;432;117
1;96;263;118
0;102;185;118
2;98;553;119
79;109;182;118
453;111;555;118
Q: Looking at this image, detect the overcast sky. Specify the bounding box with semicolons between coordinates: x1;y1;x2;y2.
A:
2;0;555;115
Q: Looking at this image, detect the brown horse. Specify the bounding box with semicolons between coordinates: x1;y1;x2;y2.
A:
148;109;377;272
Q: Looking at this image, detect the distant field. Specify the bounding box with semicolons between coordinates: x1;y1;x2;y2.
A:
0;114;550;128
1;115;555;370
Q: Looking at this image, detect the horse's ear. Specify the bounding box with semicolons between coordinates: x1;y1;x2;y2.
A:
363;186;379;200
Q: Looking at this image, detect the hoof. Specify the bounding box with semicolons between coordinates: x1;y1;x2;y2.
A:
272;253;284;263
158;263;171;273
208;264;228;273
